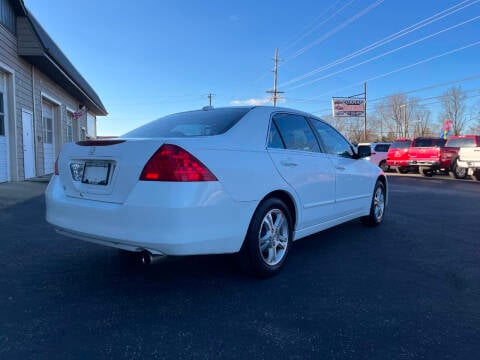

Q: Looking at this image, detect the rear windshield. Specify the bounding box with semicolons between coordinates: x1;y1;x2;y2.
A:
412;138;446;147
445;137;476;148
122;108;252;138
391;141;411;149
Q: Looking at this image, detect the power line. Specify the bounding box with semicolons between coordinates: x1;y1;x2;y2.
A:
286;0;385;62
284;15;480;91
280;0;480;88
280;0;344;54
253;0;352;84
287;74;480;106
299;40;480;104
310;88;480;114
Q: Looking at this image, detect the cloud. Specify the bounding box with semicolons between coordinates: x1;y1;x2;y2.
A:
230;98;272;106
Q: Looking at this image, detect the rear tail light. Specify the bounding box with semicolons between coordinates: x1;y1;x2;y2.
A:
140;144;217;182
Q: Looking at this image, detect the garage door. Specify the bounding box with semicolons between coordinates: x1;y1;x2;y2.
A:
42;101;54;174
0;72;9;183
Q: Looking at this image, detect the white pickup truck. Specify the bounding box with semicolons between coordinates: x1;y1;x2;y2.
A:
457;147;480;181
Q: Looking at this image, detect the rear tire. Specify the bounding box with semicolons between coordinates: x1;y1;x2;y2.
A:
471;171;480;181
238;198;293;277
450;159;467;179
419;166;433;177
379;160;389;172
361;181;386;227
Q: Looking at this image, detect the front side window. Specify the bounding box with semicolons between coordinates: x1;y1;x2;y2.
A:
272;113;320;152
0;92;4;136
310;119;354;158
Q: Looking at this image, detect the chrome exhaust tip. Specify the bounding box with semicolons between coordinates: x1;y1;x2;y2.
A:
140;250;166;266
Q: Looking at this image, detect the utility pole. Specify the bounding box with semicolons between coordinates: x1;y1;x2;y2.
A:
266;48;284;106
207;93;214;107
363;81;367;142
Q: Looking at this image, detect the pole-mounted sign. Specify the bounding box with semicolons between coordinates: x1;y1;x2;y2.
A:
331;98;365;117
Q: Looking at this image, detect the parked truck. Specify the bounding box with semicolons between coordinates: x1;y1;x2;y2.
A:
442;135;480;179
386;138;412;174
456;145;480;181
407;136;480;178
407;137;447;177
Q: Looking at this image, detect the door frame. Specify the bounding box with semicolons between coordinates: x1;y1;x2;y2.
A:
0;61;17;182
21;109;36;179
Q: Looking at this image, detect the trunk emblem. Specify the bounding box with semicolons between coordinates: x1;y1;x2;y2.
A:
88;147;96;155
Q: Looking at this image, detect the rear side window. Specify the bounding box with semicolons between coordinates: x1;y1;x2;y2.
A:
391;141;411;149
445;138;476;147
374;144;390;152
122;108;252;138
272;114;320;152
267;122;285;149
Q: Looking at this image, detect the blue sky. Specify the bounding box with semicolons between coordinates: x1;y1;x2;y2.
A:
25;0;480;135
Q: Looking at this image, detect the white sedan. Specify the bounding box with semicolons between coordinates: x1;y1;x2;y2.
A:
46;106;387;277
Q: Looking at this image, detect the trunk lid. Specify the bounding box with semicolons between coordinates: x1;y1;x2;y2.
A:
57;139;164;204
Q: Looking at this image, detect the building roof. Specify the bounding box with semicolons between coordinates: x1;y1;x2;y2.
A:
10;0;107;116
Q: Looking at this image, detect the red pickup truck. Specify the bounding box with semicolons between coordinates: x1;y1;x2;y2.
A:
386;138;412;173
407;135;480;177
407;137;447;176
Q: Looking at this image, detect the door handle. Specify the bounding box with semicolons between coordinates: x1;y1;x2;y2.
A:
281;161;298;167
335;166;346;171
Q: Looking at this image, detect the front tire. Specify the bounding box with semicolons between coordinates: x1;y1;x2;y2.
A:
361;181;386;227
397;167;409;174
239;198;293;277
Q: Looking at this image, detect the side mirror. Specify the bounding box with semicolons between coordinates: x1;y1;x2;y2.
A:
357;145;371;158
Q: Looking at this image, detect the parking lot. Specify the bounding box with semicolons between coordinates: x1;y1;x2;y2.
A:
1;175;479;359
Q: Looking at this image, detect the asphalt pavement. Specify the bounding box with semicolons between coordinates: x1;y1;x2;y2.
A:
1;176;479;359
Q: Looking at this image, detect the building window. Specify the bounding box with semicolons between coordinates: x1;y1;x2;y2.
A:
42;102;54;144
0;91;4;136
86;113;96;139
66;112;74;142
0;0;16;34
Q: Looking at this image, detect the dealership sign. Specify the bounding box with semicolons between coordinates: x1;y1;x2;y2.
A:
332;98;365;117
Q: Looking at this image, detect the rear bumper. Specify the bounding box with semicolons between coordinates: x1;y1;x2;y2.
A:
45;176;257;255
386;160;409;167
407;160;440;167
457;160;480;169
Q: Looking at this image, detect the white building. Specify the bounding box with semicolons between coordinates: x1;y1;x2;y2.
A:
0;0;107;182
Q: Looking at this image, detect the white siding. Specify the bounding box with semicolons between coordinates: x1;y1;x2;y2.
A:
0;71;8;182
